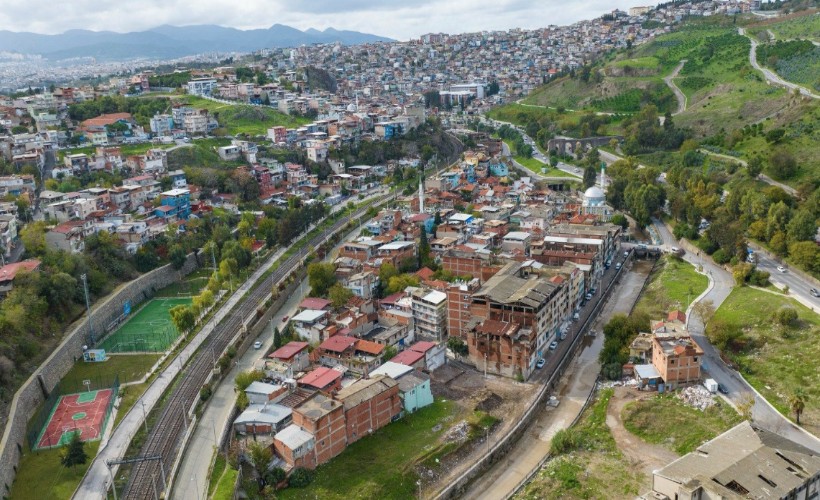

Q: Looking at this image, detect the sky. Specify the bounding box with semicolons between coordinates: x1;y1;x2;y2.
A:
0;0;649;40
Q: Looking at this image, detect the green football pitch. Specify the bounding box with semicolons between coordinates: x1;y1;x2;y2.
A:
98;298;192;353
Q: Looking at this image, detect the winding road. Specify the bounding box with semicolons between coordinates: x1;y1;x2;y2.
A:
739;27;820;99
664;60;688;116
652;218;820;453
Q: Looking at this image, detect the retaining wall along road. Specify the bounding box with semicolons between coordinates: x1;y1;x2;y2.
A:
0;253;200;495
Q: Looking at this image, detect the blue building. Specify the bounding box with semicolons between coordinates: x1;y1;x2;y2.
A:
157;188;191;219
489;161;509;177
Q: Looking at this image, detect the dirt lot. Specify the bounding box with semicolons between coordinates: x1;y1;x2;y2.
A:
421;361;541;493
606;386;679;482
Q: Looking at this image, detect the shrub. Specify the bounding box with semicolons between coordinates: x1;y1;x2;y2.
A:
551;428;585;455
773;307;798;327
200;384;212;402
712;249;731;264
288;467;314;488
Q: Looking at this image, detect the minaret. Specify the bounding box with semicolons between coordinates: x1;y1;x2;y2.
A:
600;162;606;191
419;174;425;213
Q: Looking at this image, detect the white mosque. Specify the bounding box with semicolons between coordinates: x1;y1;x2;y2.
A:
581;165;613;221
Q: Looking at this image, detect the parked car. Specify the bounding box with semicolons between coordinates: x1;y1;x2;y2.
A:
548;341;558;351
717;383;729;395
253;341;263;350
810;288;820;298
585;293;593;301
536;358;546;369
623;251;629;258
615;262;622;270
777;265;787;273
281;315;289;322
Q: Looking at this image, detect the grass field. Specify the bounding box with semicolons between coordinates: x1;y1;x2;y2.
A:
62;353;160;387
175;95;309;136
154;267;212;298
622;394;741;455
98;297;192;353
9;440;100;500
278;399;462;499
516;389;644;499
710;287;820;434
633;255;708;320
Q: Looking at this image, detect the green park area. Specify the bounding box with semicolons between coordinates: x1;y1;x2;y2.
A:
708;286;820;435
98;297;192;353
9;440;101;500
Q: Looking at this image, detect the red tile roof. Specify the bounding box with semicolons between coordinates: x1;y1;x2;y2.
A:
667;310;686;323
319;335;357;353
380;292;405;305
299;367;342;390
391;349;425;366
355;339;384;356
0;259;41;282
300;297;331;310
409;341;437;353
269;341;309;361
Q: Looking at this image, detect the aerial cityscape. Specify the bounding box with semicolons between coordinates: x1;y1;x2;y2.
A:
0;0;818;499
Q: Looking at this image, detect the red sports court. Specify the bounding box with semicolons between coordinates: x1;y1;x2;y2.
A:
36;388;113;449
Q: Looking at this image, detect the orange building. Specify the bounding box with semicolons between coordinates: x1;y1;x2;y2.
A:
651;336;704;390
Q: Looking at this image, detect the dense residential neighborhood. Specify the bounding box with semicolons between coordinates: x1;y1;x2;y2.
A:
0;0;819;499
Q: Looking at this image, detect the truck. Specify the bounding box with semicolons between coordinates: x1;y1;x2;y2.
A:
704;378;718;394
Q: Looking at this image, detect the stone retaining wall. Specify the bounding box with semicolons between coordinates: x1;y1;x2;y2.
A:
0;252;200;495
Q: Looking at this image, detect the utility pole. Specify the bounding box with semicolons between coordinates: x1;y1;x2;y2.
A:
81;273;95;344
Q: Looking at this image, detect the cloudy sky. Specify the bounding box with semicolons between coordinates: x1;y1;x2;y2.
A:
0;0;647;39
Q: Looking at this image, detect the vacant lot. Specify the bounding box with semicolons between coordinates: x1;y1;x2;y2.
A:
710;286;820;435
622;392;742;455
516;389;645;499
175;95;309;136
633;255;708;320
278;399;464;499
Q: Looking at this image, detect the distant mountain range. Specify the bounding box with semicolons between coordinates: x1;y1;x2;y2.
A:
0;24;394;61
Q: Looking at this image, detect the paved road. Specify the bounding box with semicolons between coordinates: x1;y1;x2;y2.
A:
460;259;654;500
663;60;688;116
747;242;820;311
652;219;820;452
739;27;820;99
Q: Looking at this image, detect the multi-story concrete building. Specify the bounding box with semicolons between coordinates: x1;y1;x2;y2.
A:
411;288;448;341
335;376;402;445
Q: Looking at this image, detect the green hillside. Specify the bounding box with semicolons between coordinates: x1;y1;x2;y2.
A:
174;95;310;136
765;11;820;43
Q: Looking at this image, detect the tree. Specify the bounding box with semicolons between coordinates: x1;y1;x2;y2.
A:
611;213;629;230
264;467;286;487
289;467;314;488
583;165;597;189
20;221;47;256
307;262;337;297
789;388;807;425
786;209;816;243
447;337;468;357
169;245;187;270
248;441;273;478
170;305;196;333
328;283;353;311
61;432;87;467
692;299;715;326
789;241;819;273
386;274;420;295
382;345;398;361
767;149;798;180
747;156;763;178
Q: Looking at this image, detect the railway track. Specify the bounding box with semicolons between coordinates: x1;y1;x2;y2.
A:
122;196;391;499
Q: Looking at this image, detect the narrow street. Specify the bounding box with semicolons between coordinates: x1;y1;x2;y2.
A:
459;259;655;500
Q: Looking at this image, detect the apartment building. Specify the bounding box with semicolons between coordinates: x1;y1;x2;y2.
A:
411;288;448;341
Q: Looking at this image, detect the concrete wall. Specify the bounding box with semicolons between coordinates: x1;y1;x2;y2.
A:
0;252;200;495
